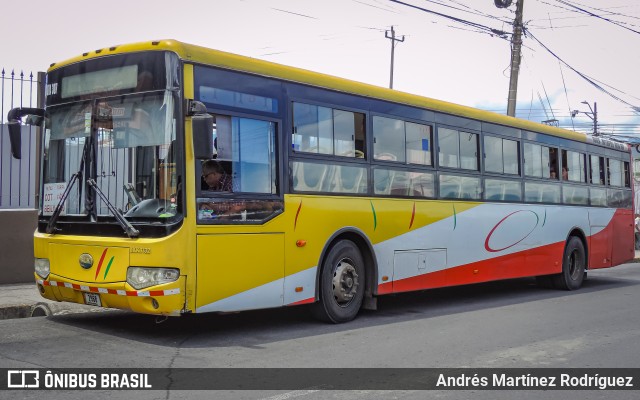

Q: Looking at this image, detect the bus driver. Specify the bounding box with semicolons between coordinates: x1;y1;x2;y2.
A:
202;159;235;192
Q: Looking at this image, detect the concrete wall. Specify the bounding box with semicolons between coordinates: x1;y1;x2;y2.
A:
0;209;37;284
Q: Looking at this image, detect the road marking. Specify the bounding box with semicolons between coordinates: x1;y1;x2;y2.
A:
259;388;321;400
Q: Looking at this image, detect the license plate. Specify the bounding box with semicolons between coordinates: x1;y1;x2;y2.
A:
83;292;102;307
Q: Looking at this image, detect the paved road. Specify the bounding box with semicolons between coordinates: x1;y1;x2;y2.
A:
1;263;639;400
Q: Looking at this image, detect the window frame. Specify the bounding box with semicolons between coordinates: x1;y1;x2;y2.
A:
561;149;587;183
483;134;521;176
589;154;607;186
438;172;482;200
291;100;367;160
523;141;559;180
372;166;436;199
436;125;480;173
196;109;283;201
371;113;434;167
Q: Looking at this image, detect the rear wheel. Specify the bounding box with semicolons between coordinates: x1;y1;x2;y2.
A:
311;240;365;323
552;236;586;290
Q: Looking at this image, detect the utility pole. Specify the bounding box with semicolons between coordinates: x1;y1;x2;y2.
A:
571;101;598;135
583;101;598;135
506;0;524;117
592;102;598;135
385;26;405;89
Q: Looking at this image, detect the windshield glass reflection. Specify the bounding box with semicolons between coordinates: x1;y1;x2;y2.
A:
43;91;180;221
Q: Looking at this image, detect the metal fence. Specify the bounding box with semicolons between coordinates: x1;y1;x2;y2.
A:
0;69;44;209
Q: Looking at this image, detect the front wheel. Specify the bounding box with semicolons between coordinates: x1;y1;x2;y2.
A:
311;240;365;323
552;236;586;290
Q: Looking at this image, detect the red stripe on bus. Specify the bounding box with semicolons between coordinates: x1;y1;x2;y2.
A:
391;241;566;294
378;212;634;295
287;297;314;306
94;248;108;280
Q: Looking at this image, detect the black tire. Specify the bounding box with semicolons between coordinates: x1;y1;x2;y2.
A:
552;236;586;290
311;240;365;323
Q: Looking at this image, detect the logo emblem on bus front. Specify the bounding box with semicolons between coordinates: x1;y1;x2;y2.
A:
79;253;94;269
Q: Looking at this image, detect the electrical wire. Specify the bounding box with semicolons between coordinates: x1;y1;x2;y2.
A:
525;28;640;114
388;0;510;38
558;61;575;130
555;0;640;35
421;0;513;25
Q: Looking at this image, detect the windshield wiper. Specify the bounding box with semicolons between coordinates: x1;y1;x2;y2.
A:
45;171;82;234
45;137;91;234
87;179;140;238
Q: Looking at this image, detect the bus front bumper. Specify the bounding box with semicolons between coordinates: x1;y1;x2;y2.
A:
35;273;186;316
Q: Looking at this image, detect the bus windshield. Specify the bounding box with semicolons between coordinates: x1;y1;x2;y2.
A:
41;52;182;232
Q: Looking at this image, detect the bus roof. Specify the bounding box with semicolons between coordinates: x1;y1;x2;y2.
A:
49;39;627;151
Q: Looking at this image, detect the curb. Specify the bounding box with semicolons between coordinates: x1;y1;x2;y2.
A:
0;302;60;320
0;304;33;320
0;301;110;320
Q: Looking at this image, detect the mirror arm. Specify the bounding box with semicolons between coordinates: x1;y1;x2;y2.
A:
7;107;45;122
186;100;207;116
6;107;45;159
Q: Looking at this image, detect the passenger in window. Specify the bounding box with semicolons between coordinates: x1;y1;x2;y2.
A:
550;168;557;179
202;159;235;192
562;167;569;181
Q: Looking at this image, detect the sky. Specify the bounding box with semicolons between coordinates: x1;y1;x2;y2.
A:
1;0;638;136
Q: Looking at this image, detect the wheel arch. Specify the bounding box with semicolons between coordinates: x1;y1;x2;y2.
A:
566;227;589;270
314;227;378;306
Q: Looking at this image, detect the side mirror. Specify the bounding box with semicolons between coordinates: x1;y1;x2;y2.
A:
188;101;213;160
7;122;22;159
192;114;214;160
6;107;45;159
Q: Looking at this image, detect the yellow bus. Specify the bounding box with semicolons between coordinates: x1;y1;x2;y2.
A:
7;39;634;323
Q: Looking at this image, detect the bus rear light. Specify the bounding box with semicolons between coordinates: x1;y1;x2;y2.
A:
126;267;180;290
35;258;50;279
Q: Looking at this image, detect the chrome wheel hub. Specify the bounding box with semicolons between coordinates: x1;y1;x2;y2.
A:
332;259;359;305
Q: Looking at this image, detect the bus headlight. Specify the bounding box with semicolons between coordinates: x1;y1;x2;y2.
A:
35;258;50;279
126;267;180;290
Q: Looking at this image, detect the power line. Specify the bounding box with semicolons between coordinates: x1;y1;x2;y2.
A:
421;0;512;25
271;8;318;19
388;0;510;37
555;0;640;35
525;28;640;114
558;61;575;130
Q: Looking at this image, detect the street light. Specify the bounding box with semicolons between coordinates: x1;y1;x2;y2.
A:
571;101;598;135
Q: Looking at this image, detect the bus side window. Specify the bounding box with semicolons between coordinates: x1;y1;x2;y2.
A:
293;102;366;159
